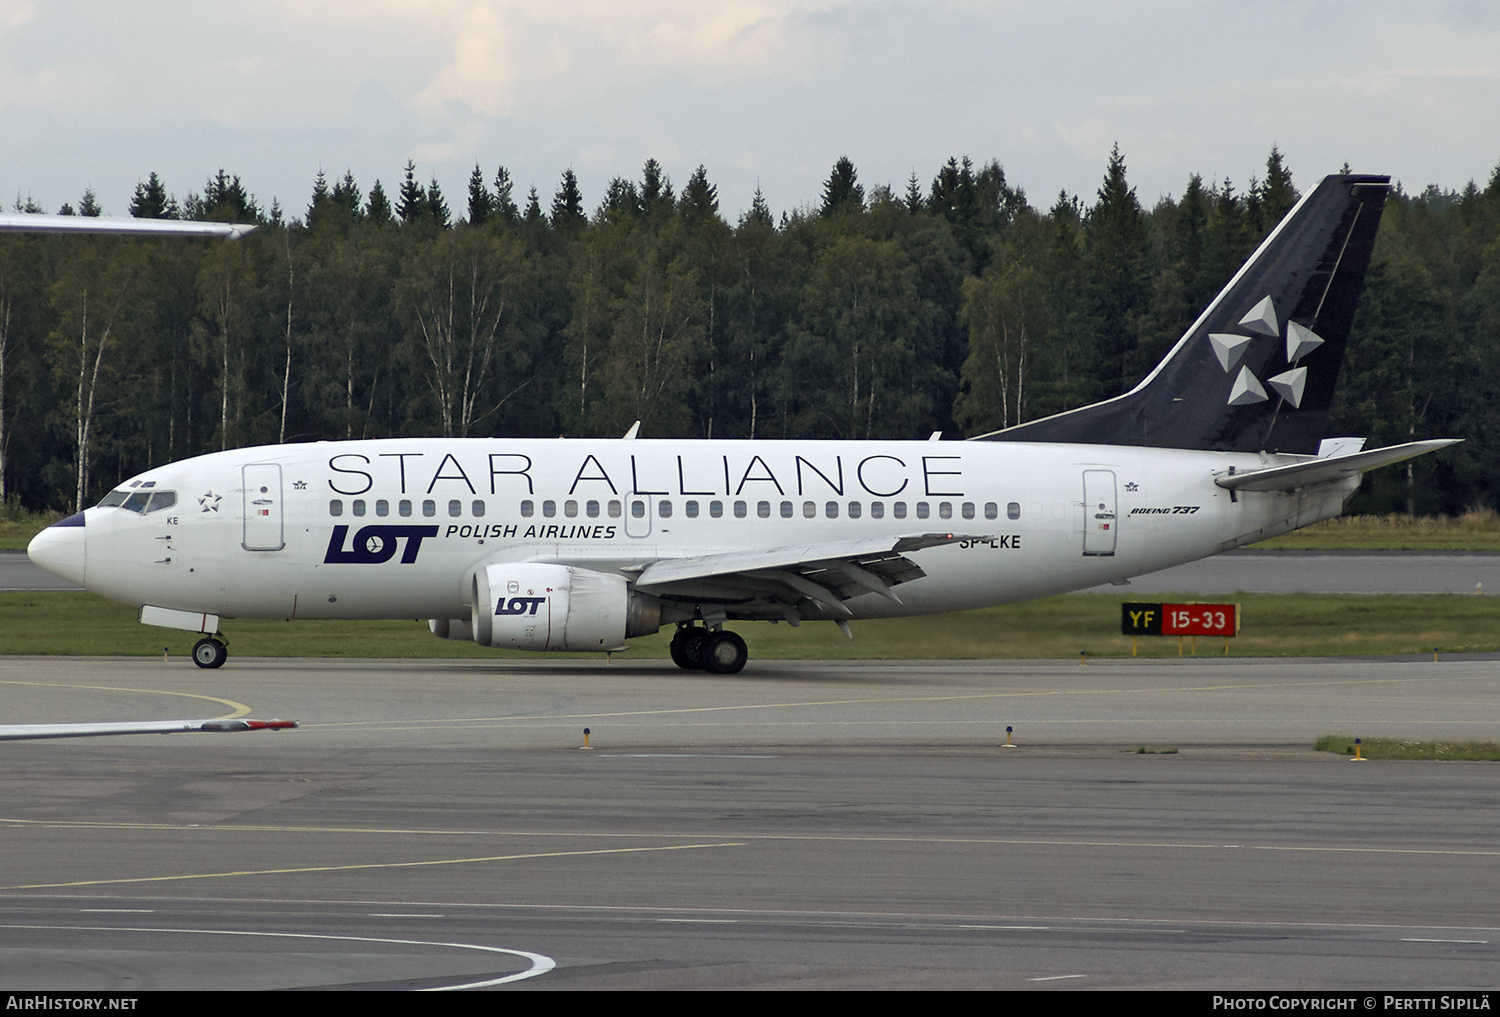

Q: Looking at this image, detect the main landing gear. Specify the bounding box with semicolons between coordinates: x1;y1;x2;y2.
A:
669;624;748;675
192;636;228;669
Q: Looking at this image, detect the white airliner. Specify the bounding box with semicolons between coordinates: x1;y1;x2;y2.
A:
17;175;1455;673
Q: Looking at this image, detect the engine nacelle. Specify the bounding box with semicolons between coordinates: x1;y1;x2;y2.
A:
470;562;660;651
428;617;474;641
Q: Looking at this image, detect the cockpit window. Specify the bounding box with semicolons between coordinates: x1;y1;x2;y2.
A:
97;488;177;514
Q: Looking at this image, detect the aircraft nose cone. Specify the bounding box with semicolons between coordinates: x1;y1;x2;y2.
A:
28;512;86;587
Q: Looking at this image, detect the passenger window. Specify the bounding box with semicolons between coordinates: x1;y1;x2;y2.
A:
780;501;793;518
631;500;645;519
710;500;723;518
826;501;839;519
871;502;884;519
916;502;930;519
938;502;952;520
961;502;974;520
984;502;998;520
564;499;578;518
734;501;747;518
1008;502;1022;520
352;499;366;517
758;501;770;518
685;500;699;518
520;500;534;517
608;500;622;518
472;500;485;517
422;499;436;517
587;500;600;518
543;500;556;518
399;499;413;517
803;501;816;518
848;501;861;519
448;500;462;517
376;499;389;517
329;499;343;517
659;500;673;518
893;502;907;519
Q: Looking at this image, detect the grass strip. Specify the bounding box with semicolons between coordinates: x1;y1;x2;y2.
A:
1315;735;1500;761
4;590;1500;660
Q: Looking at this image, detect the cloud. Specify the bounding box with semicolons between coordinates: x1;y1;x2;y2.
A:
1052;117;1113;165
413;5;517;117
0;0;33;31
402;2;833;122
0;65;100;111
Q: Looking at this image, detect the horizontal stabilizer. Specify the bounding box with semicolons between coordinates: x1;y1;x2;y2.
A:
0;718;298;741
1214;440;1459;493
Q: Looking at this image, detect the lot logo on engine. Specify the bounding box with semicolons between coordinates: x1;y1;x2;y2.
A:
496;594;548;616
324;525;440;564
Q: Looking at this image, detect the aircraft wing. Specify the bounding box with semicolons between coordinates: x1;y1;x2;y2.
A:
0;213;257;240
0;719;297;741
628;532;981;617
1215;439;1460;493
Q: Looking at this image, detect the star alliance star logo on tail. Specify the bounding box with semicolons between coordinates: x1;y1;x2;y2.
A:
1207;295;1324;409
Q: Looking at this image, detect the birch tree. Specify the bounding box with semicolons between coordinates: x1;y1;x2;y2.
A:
48;240;145;510
400;228;529;436
955;262;1048;431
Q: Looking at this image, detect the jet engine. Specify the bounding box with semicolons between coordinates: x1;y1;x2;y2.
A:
470;562;661;651
428;617;473;641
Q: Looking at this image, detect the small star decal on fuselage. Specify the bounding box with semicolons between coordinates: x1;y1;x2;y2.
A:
198;491;222;512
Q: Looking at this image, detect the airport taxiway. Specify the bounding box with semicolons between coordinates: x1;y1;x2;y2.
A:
3;654;1499;990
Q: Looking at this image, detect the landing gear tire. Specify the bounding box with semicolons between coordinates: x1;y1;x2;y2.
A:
701;630;748;675
670;626;708;670
192;637;228;669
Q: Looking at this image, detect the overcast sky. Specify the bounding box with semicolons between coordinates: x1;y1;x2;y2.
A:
3;1;1498;221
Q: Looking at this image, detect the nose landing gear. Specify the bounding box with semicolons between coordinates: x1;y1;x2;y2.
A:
669;624;748;675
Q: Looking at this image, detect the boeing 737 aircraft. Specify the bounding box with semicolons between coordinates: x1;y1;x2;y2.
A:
18;174;1455;673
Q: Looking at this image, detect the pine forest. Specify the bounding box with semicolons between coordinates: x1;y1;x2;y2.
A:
2;147;1498;517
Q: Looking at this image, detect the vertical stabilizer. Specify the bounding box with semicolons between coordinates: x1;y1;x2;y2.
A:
979;174;1390;453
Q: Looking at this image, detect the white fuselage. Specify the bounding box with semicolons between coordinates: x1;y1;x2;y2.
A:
50;437;1354;627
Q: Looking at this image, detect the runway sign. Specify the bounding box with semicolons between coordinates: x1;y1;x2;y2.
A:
1122;602;1239;637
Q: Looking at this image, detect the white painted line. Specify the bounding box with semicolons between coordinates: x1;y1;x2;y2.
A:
0;923;555;990
600;753;779;759
1401;938;1489;944
960;924;1050;930
1028;974;1087;981
659;918;739;923
79;909;155;913
369;913;445;919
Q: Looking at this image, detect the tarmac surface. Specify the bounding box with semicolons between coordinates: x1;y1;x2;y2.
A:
1080;550;1500;596
3;654;1499;990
